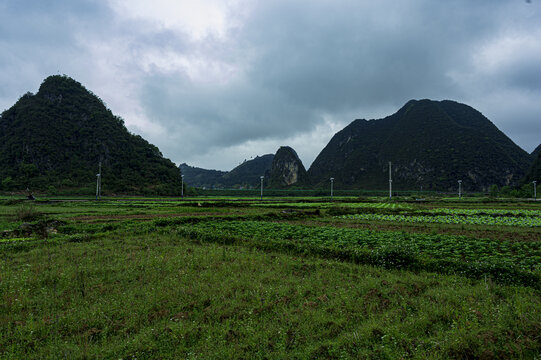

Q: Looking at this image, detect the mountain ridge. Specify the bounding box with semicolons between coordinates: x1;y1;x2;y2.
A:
1;78;533;193
180;154;274;189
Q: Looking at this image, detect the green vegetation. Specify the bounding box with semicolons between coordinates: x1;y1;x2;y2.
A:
340;212;541;227
175;220;540;286
251;201;409;209
1;196;540;358
11;202;43;222
523;149;541;185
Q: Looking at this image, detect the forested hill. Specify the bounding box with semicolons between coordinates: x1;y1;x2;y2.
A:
0;75;182;195
222;154;274;188
178;164;227;189
181;154;274;189
308;99;531;191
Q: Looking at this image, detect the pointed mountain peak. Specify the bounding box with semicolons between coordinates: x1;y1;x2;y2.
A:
268;146;310;188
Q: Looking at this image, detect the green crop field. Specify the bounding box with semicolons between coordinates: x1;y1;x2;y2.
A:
1;196;540;359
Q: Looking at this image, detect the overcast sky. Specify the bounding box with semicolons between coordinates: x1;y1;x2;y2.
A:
1;0;540;170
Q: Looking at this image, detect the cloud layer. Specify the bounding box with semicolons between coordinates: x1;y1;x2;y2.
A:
1;0;540;170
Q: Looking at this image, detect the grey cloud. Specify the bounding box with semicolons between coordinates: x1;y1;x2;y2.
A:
139;72;323;150
242;1;473;108
478;93;541;154
504;57;541;92
0;0;113;107
141;0;541;167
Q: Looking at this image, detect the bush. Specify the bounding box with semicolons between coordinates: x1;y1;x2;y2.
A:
47;185;58;195
12;202;42;222
488;184;499;197
1;176;14;190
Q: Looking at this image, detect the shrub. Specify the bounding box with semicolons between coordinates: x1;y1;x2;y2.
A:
12;202;42;222
47;185;58;195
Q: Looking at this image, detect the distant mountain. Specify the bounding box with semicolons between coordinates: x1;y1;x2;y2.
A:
180;154;274;188
268;146;310;188
222;154;274;188
179;163;226;189
0;75;182;195
308;99;531;191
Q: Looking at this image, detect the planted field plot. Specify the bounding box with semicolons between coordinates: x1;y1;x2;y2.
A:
174;220;541;286
252;201;410;209
339;213;541;227
1;197;540;358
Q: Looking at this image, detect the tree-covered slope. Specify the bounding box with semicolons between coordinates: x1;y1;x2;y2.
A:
308;99;531;191
522;151;541;184
0;75;182;194
221;154;274;188
178;163;227;189
179;155;274;189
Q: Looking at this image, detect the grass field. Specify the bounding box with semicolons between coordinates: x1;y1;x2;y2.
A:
1;196;540;359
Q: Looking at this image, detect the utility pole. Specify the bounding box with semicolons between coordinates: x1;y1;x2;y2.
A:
260;176;264;201
330;177;334;201
389;162;392;200
96;161;102;200
99;162;102;200
458;180;462;200
181;174;184;200
533;181;537;201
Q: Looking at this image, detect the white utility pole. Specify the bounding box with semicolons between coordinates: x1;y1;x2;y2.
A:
181;174;184;199
533;181;537;201
389;162;392;200
330;177;334;201
458;180;462;199
96;161;102;200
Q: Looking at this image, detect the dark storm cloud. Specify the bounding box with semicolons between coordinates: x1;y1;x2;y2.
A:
139;72;323;149
140;0;541;167
0;0;113;102
242;0;468;110
1;0;540;169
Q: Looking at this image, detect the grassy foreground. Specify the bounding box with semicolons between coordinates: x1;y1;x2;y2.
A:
1;196;541;358
1;230;540;359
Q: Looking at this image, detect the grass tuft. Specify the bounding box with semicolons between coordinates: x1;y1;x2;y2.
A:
11;202;42;222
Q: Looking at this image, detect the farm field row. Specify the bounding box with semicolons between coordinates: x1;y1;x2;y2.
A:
251;201;410;209
172;220;541;286
338;213;541;227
